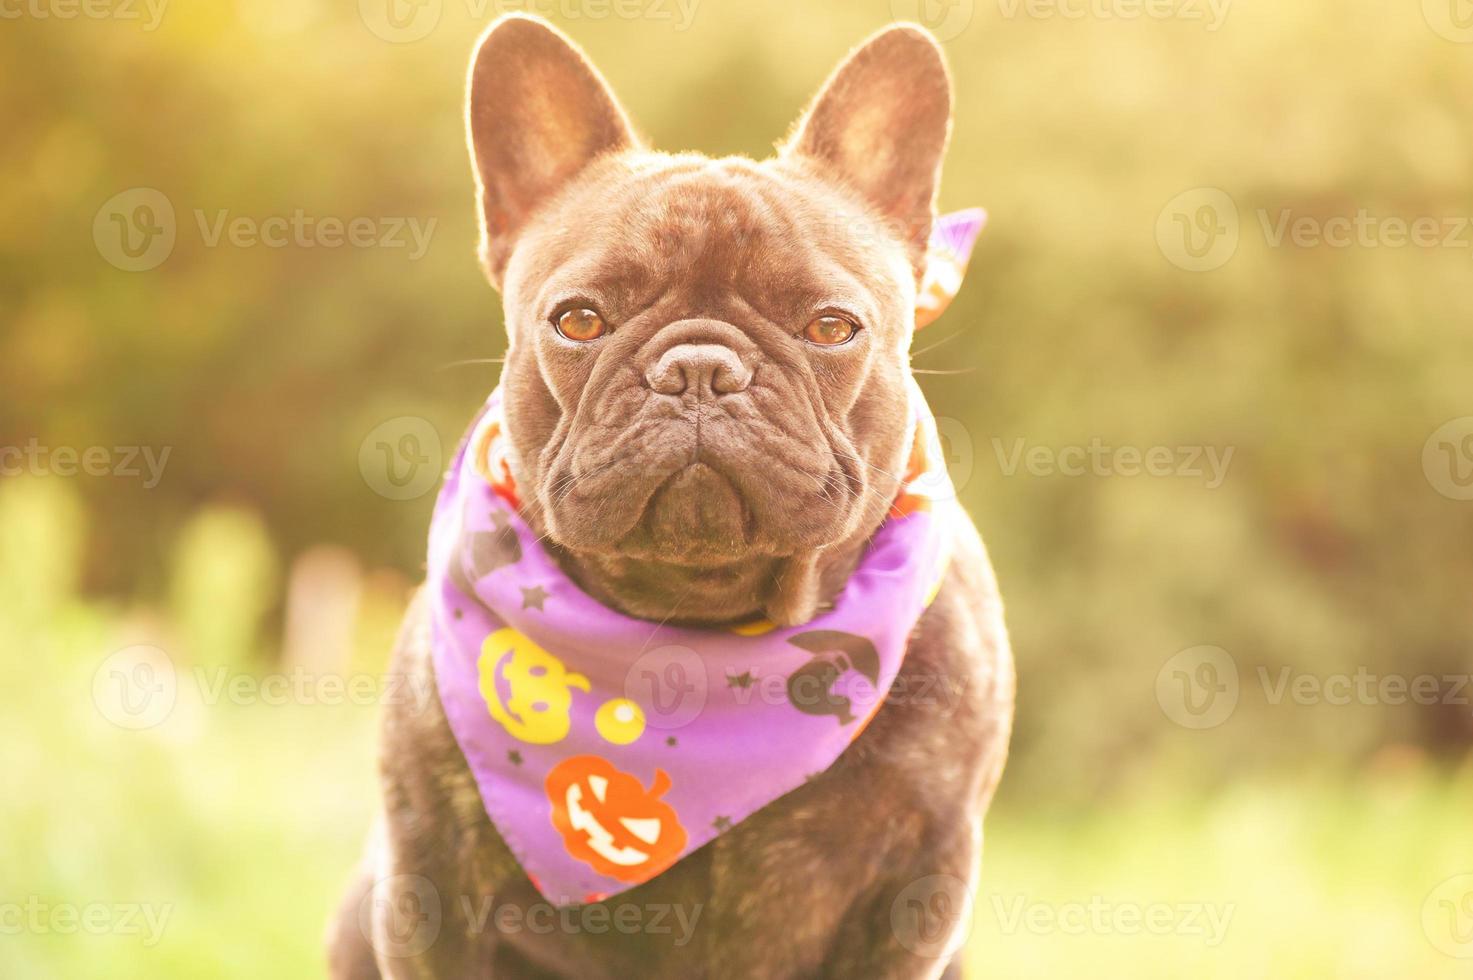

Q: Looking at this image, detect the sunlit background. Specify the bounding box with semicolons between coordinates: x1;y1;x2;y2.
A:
3;0;1473;976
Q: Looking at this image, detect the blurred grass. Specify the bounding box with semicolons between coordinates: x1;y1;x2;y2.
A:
975;771;1473;979
4;589;1470;977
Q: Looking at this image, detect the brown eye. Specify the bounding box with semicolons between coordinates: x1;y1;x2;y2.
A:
555;308;606;342
802;315;858;346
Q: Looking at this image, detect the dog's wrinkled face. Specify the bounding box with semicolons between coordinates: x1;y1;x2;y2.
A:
503;158;916;566
466;15;952;621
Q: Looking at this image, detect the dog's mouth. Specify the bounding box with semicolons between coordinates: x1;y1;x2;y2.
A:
536;421;861;567
621;460;753;564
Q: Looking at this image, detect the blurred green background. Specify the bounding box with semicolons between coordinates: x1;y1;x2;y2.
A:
3;0;1473;976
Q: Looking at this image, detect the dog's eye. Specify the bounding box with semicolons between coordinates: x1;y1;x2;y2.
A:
555;308;607;342
802;315;858;347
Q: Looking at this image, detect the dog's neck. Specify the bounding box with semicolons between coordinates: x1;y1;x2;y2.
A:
546;538;871;628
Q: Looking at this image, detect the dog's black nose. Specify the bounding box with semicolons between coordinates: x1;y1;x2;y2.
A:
645;344;753;397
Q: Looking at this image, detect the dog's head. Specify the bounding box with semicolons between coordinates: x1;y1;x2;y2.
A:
466;15;953;624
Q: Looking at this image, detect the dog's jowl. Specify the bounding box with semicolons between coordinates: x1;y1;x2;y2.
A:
329;14;1014;980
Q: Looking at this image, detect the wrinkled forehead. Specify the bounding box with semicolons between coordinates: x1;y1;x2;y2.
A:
508;155;913;320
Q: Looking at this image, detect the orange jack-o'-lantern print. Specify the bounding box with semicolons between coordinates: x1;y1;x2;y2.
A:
545;756;688;883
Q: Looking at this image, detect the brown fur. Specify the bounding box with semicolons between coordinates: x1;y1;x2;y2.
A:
330;15;1014;979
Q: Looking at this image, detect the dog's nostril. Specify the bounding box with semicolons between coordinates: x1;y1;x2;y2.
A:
645;344;752;397
708;358;752;395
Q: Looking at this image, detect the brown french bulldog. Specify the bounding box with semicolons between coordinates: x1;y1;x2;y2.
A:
329;14;1013;979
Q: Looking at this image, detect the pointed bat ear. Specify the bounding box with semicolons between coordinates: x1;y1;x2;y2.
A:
466;14;639;287
782;24;953;274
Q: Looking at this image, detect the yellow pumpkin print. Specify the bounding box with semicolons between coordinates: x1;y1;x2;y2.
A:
478;627;590;744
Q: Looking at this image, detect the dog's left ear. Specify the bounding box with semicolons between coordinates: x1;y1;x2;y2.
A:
783;23;953;273
467;14;638;287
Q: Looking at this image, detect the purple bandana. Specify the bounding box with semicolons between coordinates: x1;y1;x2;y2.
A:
426;212;983;905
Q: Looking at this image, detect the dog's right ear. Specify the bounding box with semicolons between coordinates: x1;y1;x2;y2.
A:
466;15;638;287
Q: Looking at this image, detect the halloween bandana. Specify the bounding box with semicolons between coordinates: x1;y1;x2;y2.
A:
426;210;984;905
